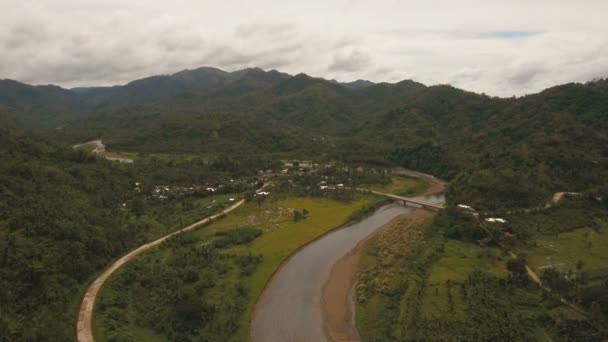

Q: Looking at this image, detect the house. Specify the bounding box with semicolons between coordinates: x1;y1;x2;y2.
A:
485;217;507;223
457;204;475;211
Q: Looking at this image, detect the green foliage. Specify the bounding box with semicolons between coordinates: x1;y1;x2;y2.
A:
542;268;574;293
62;77;608;210
293;209;304;222
358;204;608;341
6;69;607;210
212;227;263;248
508;196;602;236
346;197;391;222
3;68;608;341
0;122;270;341
0;127;135;341
506;256;530;286
389;143;456;179
96;237;264;342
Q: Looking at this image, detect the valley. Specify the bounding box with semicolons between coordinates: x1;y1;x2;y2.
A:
4;1;608;340
1;66;607;341
91;172;420;341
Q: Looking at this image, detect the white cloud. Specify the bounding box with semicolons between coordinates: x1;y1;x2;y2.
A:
328;50;372;73
1;0;607;96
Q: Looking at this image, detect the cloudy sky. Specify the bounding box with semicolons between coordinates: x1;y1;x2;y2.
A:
2;0;607;96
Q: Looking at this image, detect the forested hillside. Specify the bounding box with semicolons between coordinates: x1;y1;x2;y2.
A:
0;124;135;340
0;119;276;341
2;68;607;211
1;66;607;341
60;74;608;210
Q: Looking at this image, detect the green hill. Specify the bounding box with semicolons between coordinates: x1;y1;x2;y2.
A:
1;66;607;340
3;68;608;210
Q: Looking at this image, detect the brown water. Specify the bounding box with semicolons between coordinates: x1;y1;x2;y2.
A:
251;194;444;342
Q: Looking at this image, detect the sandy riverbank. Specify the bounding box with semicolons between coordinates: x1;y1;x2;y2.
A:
321;182;445;341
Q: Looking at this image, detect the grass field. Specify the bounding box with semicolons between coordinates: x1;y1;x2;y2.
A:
357;229;561;340
357;196;608;341
141;193;239;241
357;236;510;332
192;195;378;339
74;142;97;153
370;175;429;196
94;194;377;342
355;212;434;341
421;240;508;319
113;151;214;162
526;226;608;276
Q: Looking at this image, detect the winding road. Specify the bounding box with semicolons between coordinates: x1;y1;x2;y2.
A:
76;196;250;342
75;177;443;342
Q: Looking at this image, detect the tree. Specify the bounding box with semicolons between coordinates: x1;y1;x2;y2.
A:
132;196;146;217
293;210;304;222
541;268;573;293
506;256;529;286
245;191;255;202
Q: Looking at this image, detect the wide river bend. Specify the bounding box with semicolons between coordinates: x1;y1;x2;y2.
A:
251;194;445;342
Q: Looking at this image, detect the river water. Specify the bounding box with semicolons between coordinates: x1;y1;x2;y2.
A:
251;194;445;342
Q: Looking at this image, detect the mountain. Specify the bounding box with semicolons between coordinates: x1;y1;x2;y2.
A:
0;67;384;127
330;78;375;90
54;72;420;154
0;67;292;124
71;67;292;112
377;81;608;209
1;67;607;341
0;79;83;124
84;77;608;209
0;67;370;125
2;67;607;210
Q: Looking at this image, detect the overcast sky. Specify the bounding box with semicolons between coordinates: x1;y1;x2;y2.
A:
2;0;607;96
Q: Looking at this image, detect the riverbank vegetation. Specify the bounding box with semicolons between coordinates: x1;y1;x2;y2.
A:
369;174;429;196
2;69;608;341
94;194;378;341
32;73;606;212
356;194;608;340
0;124;273;341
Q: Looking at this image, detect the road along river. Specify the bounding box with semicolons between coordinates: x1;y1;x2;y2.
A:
251;193;445;342
76;182;273;342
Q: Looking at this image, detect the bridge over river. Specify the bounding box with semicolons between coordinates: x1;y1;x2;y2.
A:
369;190;446;211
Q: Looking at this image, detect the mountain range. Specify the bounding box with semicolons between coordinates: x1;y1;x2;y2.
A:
0;67;378;123
1;66;607;210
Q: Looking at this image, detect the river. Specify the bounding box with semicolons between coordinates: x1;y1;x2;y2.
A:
251;193;445;342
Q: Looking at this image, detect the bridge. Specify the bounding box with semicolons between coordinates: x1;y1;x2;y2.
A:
369;190;445;211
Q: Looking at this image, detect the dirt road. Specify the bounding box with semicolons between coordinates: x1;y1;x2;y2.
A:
76;198;247;342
